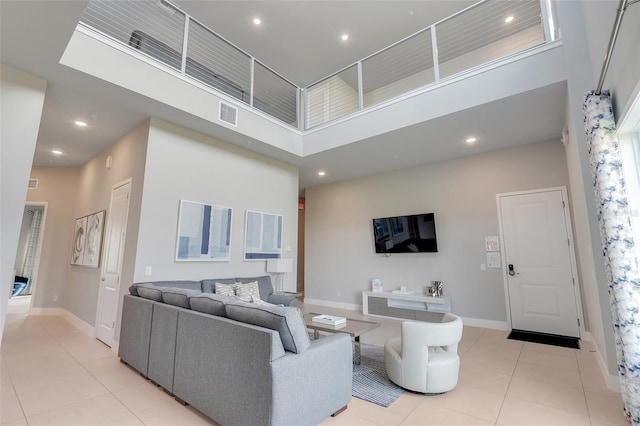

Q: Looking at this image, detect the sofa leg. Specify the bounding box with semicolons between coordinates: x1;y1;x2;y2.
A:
174;396;188;406
331;406;347;417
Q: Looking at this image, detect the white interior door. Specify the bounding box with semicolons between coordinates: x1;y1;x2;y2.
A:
96;180;131;346
498;188;580;338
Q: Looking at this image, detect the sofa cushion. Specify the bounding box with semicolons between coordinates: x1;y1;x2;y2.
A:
161;287;201;309
225;300;310;354
189;293;233;317
131;280;201;296
136;283;164;302
201;278;235;293
251;295;279;306
234;281;260;302
215;282;236;296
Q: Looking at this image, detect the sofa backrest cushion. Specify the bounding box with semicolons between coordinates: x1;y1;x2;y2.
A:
235;276;273;301
136;283;164;302
225;300;310;354
161;288;201;309
201;278;235;293
131;280;201;296
189;293;234;317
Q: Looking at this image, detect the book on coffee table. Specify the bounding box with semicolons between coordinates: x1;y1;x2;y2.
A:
312;314;347;325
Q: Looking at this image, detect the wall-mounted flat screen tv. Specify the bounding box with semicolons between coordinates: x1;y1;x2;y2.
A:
372;213;438;253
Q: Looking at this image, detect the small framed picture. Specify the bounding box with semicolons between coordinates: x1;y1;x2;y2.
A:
371;279;383;293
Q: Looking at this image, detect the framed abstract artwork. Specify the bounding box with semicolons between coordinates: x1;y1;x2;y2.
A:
71;211;106;267
176;200;233;261
84;210;105;268
244;210;283;261
71;216;87;265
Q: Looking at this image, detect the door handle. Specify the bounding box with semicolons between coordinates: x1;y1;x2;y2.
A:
508;264;516;276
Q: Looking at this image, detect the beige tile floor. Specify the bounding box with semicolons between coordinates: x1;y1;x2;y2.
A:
1;296;627;426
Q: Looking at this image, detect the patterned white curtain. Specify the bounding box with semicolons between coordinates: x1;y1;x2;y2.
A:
583;90;640;425
21;209;42;294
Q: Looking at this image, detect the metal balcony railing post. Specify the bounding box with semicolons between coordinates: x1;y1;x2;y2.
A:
540;0;553;42
357;61;364;110
180;14;190;75
430;26;439;83
250;58;255;107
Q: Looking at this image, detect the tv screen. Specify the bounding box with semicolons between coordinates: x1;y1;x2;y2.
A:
372;213;438;253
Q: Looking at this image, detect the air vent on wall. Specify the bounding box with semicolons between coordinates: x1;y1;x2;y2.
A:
28;179;38;189
219;101;238;127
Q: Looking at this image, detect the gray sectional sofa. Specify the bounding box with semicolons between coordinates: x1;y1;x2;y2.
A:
118;275;352;426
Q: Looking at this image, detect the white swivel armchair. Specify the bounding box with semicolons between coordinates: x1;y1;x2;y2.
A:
384;313;463;394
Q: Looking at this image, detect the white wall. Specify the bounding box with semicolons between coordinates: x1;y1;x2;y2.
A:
26;168;80;309
0;65;46;344
64;120;149;328
555;0;631;381
134;118;299;290
580;0;640;118
26;120;149;333
305;140;570;326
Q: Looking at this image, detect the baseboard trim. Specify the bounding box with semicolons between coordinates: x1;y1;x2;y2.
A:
582;331;621;392
29;307;96;338
29;307;65;316
61;310;96;338
303;298;361;312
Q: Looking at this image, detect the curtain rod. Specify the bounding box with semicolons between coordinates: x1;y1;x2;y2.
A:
595;0;636;95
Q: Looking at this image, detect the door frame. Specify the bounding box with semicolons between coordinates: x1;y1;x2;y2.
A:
21;201;48;311
496;186;585;337
94;178;132;349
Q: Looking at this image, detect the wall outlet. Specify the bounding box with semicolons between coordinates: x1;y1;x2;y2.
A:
53;295;58;302
480;264;486;271
145;266;152;276
337;290;341;297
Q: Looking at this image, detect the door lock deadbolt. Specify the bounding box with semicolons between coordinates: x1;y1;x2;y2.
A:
508;264;516;276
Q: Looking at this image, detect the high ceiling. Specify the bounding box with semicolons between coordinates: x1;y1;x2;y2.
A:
0;1;567;192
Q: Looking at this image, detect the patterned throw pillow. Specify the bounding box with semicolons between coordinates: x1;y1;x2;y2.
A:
215;282;236;297
235;281;261;303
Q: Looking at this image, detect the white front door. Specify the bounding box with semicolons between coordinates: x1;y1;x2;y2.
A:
96;180;131;346
498;188;580;338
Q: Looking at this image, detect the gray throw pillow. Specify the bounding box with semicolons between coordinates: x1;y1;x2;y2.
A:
136;283;163;302
161;287;200;309
189;293;233;317
225;300;310;354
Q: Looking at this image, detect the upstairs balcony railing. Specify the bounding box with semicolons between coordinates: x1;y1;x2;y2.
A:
79;0;558;132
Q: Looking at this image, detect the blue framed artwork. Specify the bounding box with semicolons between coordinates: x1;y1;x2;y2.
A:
244;210;283;260
175;200;232;261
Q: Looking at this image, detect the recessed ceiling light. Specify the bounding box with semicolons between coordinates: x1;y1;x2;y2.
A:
253;17;261;25
74;120;87;127
318;171;326;176
341;34;349;41
52;150;63;155
505;16;514;23
465;137;477;144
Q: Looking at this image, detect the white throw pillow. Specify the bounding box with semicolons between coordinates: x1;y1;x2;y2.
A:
215;282;236;297
235;281;260;302
251;295;277;306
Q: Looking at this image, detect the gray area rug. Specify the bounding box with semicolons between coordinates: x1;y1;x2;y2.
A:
353;343;404;407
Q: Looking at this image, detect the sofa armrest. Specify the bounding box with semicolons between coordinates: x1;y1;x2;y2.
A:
270;333;352;425
267;293;298;307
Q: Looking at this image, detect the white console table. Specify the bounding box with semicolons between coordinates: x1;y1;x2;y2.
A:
362;291;451;322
